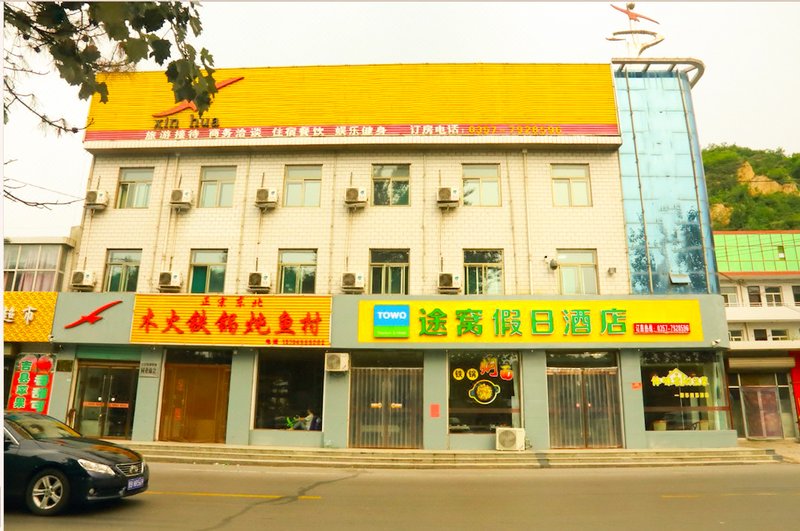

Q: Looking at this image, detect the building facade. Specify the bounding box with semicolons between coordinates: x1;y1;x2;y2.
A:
5;61;735;450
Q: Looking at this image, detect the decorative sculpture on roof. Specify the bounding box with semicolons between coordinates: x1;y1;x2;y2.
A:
607;3;664;57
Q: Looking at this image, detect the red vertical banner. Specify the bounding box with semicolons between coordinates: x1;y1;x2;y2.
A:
790;352;800;423
6;353;56;414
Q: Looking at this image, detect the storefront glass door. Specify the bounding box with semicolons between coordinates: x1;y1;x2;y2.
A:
742;387;783;438
349;368;423;449
73;363;139;439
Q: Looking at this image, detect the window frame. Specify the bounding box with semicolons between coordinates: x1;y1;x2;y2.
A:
556;250;599;295
463;249;504;295
728;329;744;342
278;249;317;294
189;249;228;294
199;166;236;208
764;286;783;307
747;286;762;307
3;244;66;292
720;286;739;306
369;249;409;294
551;164;592;207
103;249;142;292
116;168;154;209
371;164;410;206
283;165;322;207
462;164;500;207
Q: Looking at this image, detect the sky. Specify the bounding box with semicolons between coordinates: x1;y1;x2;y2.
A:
2;1;800;239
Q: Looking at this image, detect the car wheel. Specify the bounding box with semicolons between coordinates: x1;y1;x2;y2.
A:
25;468;70;516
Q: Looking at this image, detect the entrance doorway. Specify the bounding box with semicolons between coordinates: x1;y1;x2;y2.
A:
159;350;232;443
349;368;423;449
728;372;797;439
546;352;622;449
72;363;139;439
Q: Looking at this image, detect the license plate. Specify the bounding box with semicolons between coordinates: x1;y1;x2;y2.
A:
127;477;145;490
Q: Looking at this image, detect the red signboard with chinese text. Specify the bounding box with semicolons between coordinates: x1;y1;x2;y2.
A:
6;354;56;414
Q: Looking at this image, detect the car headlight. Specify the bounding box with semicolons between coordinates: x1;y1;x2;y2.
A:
78;459;116;476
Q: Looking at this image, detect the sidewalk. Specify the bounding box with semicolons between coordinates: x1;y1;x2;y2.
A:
738;438;800;464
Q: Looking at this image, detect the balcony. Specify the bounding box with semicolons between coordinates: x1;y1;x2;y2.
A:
724;302;800;323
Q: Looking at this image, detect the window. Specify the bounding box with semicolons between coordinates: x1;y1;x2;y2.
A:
747;286;762;307
720;286;739;306
764;286;782;307
771;329;788;341
557;250;598;295
370;249;409;294
199;166;235;208
279;250;316;294
464;250;503;294
552;164;591;206
254;350;324;430
448;352;520;433
777;245;786;259
284;165;321;207
104;250;141;292
117;168;153;208
462;164;500;206
372;164;409;206
728;329;744;342
4;244;66;291
793;286;800;306
189;250;227;293
753;329;768;341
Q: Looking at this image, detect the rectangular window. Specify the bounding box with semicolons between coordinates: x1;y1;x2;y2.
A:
728;330;744;342
771;329;788;341
464;249;503;294
551;164;591;206
104;250;141;292
199;166;236;208
117;168;153;208
462;164;500;206
284;165;322;207
370;249;409;294
189;250;227;293
720;286;739;306
793;286;800;306
448;352;520;433
747;286;762;307
753;329;768;341
254;350;324;430
557;250;598;295
279;250;316;294
3;244;65;292
372;164;409;206
764;286;782;307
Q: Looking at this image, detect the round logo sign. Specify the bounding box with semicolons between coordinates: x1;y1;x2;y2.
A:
468;379;501;405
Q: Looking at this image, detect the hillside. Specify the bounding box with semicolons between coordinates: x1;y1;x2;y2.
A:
702;145;800;230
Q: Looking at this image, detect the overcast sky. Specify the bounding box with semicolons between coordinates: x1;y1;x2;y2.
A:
3;1;799;238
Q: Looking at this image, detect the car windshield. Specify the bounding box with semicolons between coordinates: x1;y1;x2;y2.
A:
7;413;81;440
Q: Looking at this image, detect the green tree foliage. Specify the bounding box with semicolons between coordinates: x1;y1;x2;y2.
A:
703;144;800;230
4;1;216;133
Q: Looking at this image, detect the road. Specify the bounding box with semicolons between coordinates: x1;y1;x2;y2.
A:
4;463;800;530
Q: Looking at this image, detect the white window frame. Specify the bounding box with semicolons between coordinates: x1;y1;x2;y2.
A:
199;166;236;208
551;164;591;207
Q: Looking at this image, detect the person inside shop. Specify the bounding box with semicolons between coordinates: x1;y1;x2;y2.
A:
291;408;315;430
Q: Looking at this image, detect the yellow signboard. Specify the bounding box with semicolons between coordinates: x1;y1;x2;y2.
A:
359;300;704;344
130;294;330;347
3;292;58;343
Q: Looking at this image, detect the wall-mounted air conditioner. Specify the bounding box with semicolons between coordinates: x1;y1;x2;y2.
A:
158;271;183;292
342;272;365;293
84;191;108;210
248;272;272;293
345;187;367;208
170;189;193;210
437;187;459;208
438;272;462;293
325;352;350;372
496;428;526;451
71;271;96;290
255;188;278;210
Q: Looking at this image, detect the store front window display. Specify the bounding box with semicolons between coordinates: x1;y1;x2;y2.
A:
448;352;520;433
254;350;324;430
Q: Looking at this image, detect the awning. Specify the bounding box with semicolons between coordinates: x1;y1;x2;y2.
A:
728;357;796;372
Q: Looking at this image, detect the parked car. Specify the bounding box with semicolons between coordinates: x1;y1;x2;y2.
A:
3;410;149;516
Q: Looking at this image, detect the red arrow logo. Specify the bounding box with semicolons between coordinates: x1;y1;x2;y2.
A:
64;300;123;329
152;76;245;118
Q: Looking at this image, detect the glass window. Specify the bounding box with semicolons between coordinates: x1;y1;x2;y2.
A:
189;249;227;293
771;329;788;341
728;329;744;342
464;250;503;295
764;286;782;307
753;329;768;341
793;285;800;306
557;250;598;295
104;250;141;292
3;244;65;292
641;351;729;431
254;350;324;430
747;286;762;307
279;250;316;294
284;165;322;207
199;167;236;208
720;286;739;306
372;164;409;206
462;164;500;206
370;249;409;294
448;352;520;433
117;168;153;208
552;164;591;206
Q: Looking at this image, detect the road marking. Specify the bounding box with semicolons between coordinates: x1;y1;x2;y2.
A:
145;490;321;500
661;494;702;499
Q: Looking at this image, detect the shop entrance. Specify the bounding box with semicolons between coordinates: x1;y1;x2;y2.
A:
349;368;423;449
72;363;139;439
159;350;232;444
546;353;623;449
742;387;783;438
729;372;796;439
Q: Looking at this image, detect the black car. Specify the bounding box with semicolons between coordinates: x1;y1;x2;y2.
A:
4;410;149;516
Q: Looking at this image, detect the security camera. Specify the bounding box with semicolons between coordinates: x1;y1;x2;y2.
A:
549;259;559;270
711;339;721;346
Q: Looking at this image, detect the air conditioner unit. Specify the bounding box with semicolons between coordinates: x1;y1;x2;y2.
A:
170;189;193;209
255;188;278;209
437;187;459;208
438;272;462;293
496;428;526;451
345;187;367;208
158;271;183;291
71;270;96;290
325;352;350;372
84;190;108;210
342;272;365;293
248;272;272;292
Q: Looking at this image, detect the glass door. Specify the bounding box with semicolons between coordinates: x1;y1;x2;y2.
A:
742;387;783;438
159;364;231;443
73;363;139;439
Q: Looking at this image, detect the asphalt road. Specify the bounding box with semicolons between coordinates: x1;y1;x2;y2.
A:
4;462;800;530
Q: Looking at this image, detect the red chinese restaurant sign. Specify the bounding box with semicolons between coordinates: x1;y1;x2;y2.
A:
7;354;56;414
130;295;331;347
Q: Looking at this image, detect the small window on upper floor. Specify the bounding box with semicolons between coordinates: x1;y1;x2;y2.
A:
552;164;591;207
104;250;141;292
771;329;788;341
284;165;321;207
3;244;65;292
793;285;800;306
462;164;500;206
556;250;598;295
464;249;503;294
279;250;317;294
764;286;782;307
720;286;739;307
370;249;409;294
117;168;153;209
372;164;409;206
199;167;236;208
777;245;786;260
728;330;744;342
753;329;768;341
190;249;227;293
747;286;762;307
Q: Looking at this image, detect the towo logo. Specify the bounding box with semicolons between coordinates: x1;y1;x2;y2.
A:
373;305;410;338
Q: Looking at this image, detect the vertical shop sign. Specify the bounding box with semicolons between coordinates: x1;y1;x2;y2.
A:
7;353;56;414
